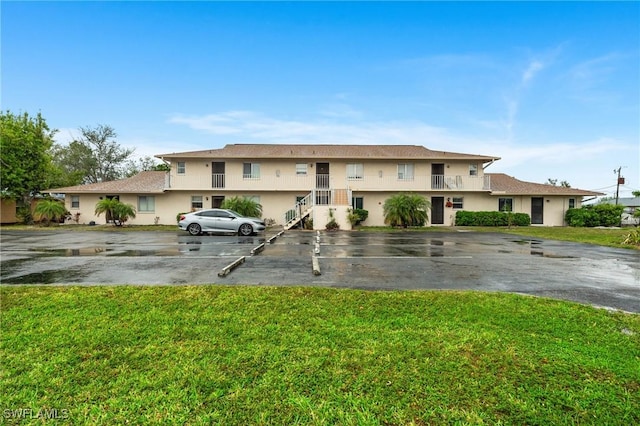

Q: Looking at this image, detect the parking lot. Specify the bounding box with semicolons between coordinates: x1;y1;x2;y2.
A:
1;229;638;313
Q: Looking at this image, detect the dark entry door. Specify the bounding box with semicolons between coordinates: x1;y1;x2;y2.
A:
531;197;544;224
431;196;444;225
316;162;330;188
212;196;225;209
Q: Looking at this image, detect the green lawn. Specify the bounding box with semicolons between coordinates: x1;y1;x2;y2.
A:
2;286;638;425
359;225;639;250
457;226;638;250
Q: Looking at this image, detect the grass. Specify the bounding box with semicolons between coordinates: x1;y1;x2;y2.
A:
358;225;639;250
2;286;638;425
458;226;638;250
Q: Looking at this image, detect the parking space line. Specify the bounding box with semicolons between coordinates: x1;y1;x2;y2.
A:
316;256;473;259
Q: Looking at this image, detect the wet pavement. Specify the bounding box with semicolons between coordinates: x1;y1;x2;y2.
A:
1;230;638;313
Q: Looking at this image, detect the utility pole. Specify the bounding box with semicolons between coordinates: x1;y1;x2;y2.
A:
614;167;624;205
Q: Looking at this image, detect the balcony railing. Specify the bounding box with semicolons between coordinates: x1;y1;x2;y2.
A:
168;173;491;192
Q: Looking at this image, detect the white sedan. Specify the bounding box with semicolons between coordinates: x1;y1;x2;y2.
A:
178;209;266;236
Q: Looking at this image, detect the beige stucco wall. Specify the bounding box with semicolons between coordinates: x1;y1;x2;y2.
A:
167;158;488;192
64;191;582;228
312;206;353;231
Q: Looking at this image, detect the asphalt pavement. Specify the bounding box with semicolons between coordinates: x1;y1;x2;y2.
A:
1;229;638;313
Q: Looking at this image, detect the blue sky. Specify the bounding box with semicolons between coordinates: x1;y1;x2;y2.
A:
3;1;639;197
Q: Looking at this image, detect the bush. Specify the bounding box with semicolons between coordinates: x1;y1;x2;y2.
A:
326;208;340;231
455;211;530;227
565;204;625;227
221;196;262;218
347;208;369;227
622;229;640;246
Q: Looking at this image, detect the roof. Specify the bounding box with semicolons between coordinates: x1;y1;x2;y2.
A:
156;144;500;162
45;171;166;194
609;197;640;207
488;173;603;196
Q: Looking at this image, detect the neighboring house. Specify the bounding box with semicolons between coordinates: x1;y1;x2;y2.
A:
615;197;640;213
45;144;602;228
1;198;18;224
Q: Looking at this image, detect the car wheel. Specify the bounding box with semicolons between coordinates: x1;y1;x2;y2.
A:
238;223;253;236
187;223;202;236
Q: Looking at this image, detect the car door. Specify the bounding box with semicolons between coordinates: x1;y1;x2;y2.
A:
195;210;218;232
214;210;237;232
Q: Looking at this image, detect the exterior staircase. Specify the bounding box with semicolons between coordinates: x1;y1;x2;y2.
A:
283;189;353;230
283;192;313;230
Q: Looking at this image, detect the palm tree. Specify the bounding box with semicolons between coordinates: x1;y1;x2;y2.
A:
95;198;120;223
34;198;67;226
383;193;430;228
221;196;262;218
95;198;136;225
112;202;136;225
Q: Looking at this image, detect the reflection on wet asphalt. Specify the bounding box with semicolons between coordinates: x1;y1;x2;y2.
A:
1;230;638;312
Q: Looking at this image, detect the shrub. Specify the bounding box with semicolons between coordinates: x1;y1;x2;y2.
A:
325;208;340;231
383;194;430;227
455;211;530;227
347;208;369;227
565;204;624;227
221;196;262;218
353;208;368;224
622;229;640;246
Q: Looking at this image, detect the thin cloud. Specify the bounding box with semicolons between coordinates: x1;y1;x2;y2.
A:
522;60;544;84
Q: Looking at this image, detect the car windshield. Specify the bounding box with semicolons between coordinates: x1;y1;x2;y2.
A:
227;210;245;218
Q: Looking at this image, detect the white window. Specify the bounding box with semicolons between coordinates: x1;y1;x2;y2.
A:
138;196;155;212
398;164;414;180
245;195;261;204
71;195;80;209
452;197;464;209
296;163;308;176
469;164;478;176
347;163;364;180
177;162;186;175
243;163;260;179
191;196;203;210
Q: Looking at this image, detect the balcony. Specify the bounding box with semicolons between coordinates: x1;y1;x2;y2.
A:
167;173;491;192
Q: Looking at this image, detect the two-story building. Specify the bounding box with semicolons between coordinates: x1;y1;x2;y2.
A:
46;144;602;228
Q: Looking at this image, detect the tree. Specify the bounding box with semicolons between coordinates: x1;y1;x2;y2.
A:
95;198;136;226
34;198;67;226
0;111;57;223
547;178;571;187
52;124;134;184
633;190;640;198
49;140;93;186
383;193;430;227
124;156;170;177
220;196;263;217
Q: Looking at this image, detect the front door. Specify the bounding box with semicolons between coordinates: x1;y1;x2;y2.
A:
316;162;330;188
212;196;225;209
531;197;544;224
431;196;444;225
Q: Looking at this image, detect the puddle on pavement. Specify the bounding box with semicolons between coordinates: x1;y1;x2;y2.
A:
506;239;575;258
2;269;87;285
